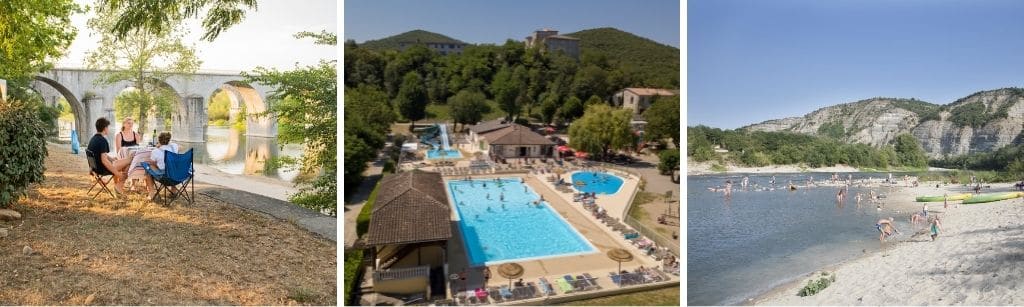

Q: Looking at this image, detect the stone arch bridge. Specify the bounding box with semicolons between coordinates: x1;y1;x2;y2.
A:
32;67;277;145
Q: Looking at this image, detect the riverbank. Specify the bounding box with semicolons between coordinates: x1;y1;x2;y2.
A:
754;182;1024;305
688;161;860;175
0;144;336;304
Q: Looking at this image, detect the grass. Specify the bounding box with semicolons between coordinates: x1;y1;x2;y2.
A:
343;249;365;306
0;144;337;305
797;272;836;297
355;180;381;236
556;286;680;306
710;163;727;172
628;191;658;220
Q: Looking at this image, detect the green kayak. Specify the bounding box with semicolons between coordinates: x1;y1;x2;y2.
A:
961;192;1024;204
915;193;973;202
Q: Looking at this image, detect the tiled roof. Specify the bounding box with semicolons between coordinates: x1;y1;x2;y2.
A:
486;124;555;145
366;170;452;246
623;88;678;96
468;118;511;134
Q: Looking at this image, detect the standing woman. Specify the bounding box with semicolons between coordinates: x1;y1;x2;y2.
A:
114;117;142;154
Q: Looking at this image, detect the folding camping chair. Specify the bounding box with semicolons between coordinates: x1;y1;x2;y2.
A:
142;148;195;206
85;150;115;199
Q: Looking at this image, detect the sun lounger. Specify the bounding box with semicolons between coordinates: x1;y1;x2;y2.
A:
554;277;574;293
538;277;555;296
582;273;601;290
609;272;623;286
499;285;513;300
488;287;502;302
524;282;539;298
563;275;584;292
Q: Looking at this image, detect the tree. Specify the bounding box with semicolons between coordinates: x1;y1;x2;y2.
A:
245;32;337;215
490;65;522;121
571;64;610;101
1009;159;1024;180
557;96;585;123
643;95;680;145
344;85;394;195
85;7;201;134
95;0;257;41
448;89;490;131
568;104;633;160
585;95;605;106
395;71;427;131
538;92;560;125
658;150;680;175
0;0;80;83
892;133;928;167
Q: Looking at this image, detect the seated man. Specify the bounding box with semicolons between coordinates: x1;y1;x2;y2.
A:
88;117;132;194
142;132;180;200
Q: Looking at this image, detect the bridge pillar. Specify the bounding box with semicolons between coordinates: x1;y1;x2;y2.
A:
82;96;113;146
172;96;208;143
246;112;278;138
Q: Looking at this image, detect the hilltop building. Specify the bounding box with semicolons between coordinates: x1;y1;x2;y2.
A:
524;28;580;59
612;87;678;115
398;41;467;55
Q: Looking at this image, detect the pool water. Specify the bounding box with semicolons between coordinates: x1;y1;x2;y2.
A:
448;178;596;265
571;171;625;195
427;149;463;160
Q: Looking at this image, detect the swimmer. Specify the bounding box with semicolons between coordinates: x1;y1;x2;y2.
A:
876;217;899;242
459;201;465;206
486;193;490;200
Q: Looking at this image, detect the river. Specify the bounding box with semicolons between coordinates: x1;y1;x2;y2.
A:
687;172;918;305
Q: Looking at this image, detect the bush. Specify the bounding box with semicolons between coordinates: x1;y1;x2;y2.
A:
343;249;365;306
740;150;771;167
690;145;715;162
382;159;396;174
657;150;680;175
356;180;381;236
0;100;49;208
798;272;836;297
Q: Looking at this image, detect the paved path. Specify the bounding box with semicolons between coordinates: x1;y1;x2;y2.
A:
343;158;384;248
192;164;299;201
199;185;336;242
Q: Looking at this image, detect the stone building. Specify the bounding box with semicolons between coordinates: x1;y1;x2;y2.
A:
467;119;556;161
612;87;678;115
524;28;580;59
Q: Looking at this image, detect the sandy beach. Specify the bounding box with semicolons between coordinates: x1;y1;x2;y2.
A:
755;182;1024;305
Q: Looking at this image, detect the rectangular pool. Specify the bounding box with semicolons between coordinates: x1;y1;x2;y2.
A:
448;178;596;265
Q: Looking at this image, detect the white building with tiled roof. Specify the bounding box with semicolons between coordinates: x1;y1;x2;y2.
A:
613;87;678;115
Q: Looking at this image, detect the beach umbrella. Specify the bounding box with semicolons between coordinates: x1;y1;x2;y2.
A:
498;263;524;288
557;145;571;152
606;248;634;273
544;126;556;134
575;151;589;158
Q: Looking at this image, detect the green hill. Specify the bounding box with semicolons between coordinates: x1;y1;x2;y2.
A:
565;27;680;88
360;29;467;50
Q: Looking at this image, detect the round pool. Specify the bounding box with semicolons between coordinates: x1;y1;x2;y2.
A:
571;171;625;195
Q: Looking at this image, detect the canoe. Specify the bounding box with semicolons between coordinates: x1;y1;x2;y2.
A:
961;192;1024;204
915;193;973;202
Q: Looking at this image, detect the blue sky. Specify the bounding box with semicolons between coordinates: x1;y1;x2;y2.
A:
344;0;680;47
689;0;1024;129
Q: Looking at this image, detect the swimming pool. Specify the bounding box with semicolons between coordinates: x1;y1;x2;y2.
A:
448;178;596;265
571;171;625;195
427;149;463;160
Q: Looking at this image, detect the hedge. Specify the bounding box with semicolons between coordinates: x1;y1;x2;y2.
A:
343;249;364;306
356;180;382;237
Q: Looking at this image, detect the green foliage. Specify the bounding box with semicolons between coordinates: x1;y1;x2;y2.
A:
889;98;940;121
343;249;365;306
0;99;49;208
948;101;997;128
558;96;585;123
489;65;524;121
564;27;679;88
356;181;381;236
568;104;633;160
892;133;928;168
448;89;490;128
538;93;560;125
688;125;926;170
343;86;394;196
86;6;200;134
207;91;231;123
817;121;846;139
395;71;428;127
359;29;466;51
930;143;1024;181
798;272;836;297
1010;159;1024;181
95;0;256;42
0;0;81;83
710;163;727;172
657;150;680;175
643;95;680;145
244;32;337;215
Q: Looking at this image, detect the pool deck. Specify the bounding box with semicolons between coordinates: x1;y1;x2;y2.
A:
441;172;677;304
531;170;641;221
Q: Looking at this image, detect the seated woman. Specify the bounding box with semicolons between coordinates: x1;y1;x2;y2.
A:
114;117;143;154
88;117;133;194
142;132;180;199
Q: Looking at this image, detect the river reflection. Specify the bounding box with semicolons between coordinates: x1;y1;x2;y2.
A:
179;126;304;182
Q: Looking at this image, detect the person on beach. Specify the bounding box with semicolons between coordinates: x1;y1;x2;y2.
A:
876;217;900;242
929;215;943;241
770;175;776;187
943;193;949;209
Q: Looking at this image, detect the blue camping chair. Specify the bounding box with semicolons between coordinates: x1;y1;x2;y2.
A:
142;148;195;206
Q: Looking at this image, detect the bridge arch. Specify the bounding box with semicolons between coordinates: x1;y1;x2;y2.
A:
32;76;91;145
201;80;276;138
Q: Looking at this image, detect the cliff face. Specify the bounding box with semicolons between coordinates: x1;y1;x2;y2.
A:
742;88;1024;158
